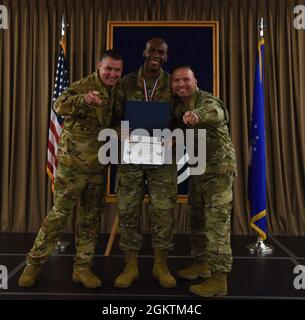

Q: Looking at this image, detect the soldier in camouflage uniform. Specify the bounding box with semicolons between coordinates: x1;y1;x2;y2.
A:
18;50;123;289
113;38;177;289
171;66;237;297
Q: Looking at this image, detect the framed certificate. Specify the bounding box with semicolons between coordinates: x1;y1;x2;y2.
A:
106;21;219;203
124;101;170;134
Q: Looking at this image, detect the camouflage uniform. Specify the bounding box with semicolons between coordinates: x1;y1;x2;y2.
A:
27;71;113;267
174;90;237;273
114;67;177;252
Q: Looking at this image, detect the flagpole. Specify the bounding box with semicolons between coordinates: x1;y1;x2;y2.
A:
61;14;66;37
259;17;264;38
246;17;273;256
54;14;70;253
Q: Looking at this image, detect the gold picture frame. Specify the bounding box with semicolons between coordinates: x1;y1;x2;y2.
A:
105;21;219;204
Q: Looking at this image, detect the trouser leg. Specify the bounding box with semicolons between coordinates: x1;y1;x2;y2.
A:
27;164;86;265
147;164;177;250
116;165;144;252
189;173;234;273
75;171;106;267
188;176;208;263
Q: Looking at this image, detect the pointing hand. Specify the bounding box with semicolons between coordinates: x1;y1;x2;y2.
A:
84;90;102;106
183;111;200;125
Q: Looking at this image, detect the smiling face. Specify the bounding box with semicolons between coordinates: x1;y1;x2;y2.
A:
171;67;197;100
143;38;168;72
98;57;123;88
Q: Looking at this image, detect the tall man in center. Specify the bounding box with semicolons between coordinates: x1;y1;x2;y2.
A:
113;38;177;288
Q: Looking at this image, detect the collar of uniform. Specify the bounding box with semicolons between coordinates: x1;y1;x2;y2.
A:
176;89;200;111
136;65;165;89
94;70;109;98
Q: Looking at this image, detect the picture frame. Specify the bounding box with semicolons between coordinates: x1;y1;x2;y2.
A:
105;21;219;203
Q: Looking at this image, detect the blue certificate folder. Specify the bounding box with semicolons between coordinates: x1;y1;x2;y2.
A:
123;101;170;135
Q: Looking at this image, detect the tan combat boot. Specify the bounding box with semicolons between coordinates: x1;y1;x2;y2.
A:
72;265;102;288
190;272;227;297
18;264;42;288
153;249;177;288
114;251;139;288
177;261;211;280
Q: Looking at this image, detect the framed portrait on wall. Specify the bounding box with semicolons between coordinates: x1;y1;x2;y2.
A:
105;21;219;203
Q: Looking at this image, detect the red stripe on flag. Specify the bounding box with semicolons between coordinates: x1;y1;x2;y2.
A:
49;121;61;144
48;140;56;157
47;161;54;176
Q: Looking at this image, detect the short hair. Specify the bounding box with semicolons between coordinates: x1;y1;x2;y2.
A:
146;37;168;50
172;65;195;76
100;49;123;61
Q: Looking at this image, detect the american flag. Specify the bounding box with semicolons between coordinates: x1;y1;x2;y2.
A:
47;40;69;190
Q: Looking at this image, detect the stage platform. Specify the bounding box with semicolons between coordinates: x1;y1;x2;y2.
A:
0;233;305;300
